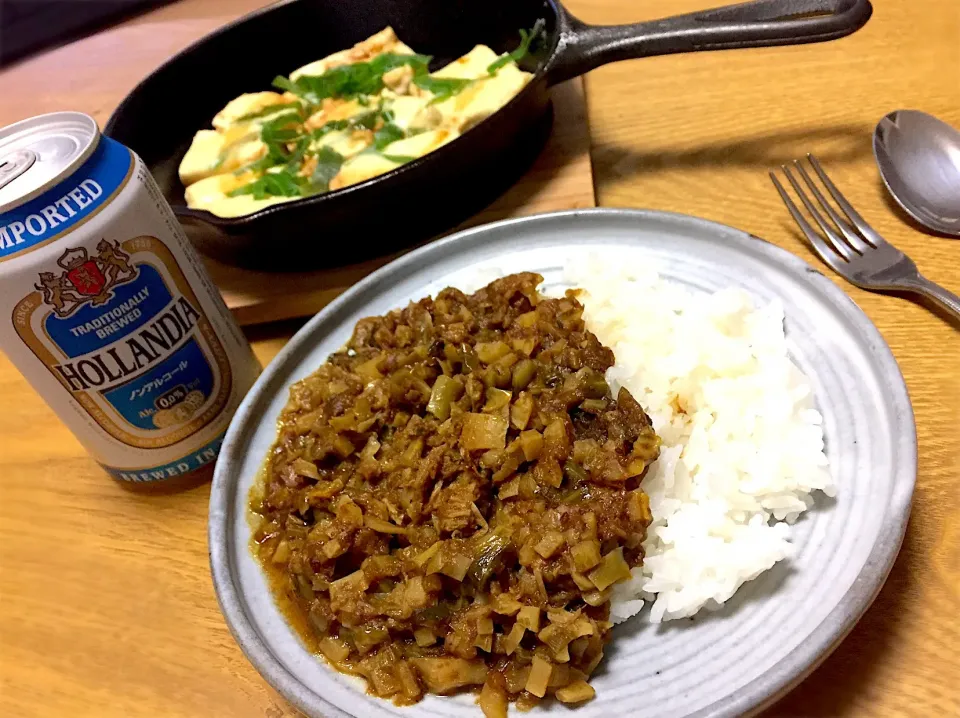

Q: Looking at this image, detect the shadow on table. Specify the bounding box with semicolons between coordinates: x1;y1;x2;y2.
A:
762;518;920;716
593;124;873;181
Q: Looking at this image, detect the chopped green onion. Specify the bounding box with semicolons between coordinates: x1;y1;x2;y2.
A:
272;53;432;104
413;75;473;103
308;146;344;192
228;171;305;200
373;122;405;150
487;19;545;75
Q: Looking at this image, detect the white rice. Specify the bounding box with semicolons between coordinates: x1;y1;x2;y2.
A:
568;260;834;623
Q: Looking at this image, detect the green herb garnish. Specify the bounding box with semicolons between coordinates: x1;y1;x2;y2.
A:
308;146;345;192
282;136;311;173
229;111;305;176
233;145;284;176
228;144;346;199
273;53;431;105
412;75;474;103
271;75;303;95
373;122;405;150
371;52;432;76
487;18;545;75
352;107;384;130
381;154;417;164
308;104;393;141
309;119;352;139
228;171;305;200
258;110;303;145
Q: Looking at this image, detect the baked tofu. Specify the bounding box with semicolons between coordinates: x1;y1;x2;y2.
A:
179;27;534;217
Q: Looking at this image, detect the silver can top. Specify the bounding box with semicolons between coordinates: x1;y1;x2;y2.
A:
0;112;99;214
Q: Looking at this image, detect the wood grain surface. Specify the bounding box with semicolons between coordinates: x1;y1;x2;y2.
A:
0;1;958;717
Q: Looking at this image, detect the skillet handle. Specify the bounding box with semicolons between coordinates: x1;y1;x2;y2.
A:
546;0;872;86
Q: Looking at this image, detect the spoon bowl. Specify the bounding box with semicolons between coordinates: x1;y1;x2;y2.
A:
873;109;960;237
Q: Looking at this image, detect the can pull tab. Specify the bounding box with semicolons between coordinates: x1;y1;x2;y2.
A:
0;149;38;191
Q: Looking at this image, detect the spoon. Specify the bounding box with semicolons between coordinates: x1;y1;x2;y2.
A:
873;110;960;237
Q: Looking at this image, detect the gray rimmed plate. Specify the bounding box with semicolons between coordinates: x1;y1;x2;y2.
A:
209;209;916;718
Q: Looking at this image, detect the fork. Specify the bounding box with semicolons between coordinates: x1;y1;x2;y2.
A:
770;155;960;321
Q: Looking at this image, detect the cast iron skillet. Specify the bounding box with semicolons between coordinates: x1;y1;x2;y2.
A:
106;0;872;269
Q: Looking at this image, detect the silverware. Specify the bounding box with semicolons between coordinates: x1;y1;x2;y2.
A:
770;155;960;320
873;110;960;237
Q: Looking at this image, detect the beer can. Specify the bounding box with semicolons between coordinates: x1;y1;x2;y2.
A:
0;112;260;481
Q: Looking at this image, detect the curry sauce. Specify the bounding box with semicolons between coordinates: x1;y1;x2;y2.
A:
250;273;660;715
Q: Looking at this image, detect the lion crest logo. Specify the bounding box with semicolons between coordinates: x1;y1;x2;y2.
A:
35;240;136;318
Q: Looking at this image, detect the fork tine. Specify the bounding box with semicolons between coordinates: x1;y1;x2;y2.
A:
781;164;855;261
793;160;872;254
808;154;885;247
770;172;846;272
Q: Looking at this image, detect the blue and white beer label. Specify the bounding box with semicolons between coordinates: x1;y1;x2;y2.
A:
1;116;259;481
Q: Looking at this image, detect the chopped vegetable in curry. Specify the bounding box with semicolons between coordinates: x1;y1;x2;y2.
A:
250;273;660;715
180;25;541;218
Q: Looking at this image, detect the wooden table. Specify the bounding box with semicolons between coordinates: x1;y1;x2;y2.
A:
1;1;957;716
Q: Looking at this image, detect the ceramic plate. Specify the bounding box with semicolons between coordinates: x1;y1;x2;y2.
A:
209;209;916;718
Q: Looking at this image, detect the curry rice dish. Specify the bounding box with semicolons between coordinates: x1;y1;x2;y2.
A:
250;273;661;715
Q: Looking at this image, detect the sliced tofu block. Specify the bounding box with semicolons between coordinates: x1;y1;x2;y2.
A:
387;95;434;131
212;92;287;131
310;129;374;160
180;127;269;184
184;172;291;217
380;128;459;158
184;172;245;205
332;153;401;190
179;130;226;186
432;45;501;80
291;27;414;80
433;63;531;132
